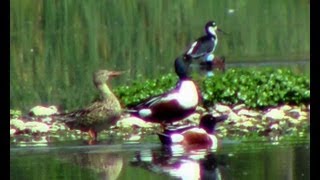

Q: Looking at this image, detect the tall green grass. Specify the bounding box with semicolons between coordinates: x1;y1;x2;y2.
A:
10;0;310;112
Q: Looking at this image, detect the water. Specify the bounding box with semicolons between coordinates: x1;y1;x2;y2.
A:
10;137;309;180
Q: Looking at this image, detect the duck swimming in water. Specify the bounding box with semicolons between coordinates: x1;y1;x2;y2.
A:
54;70;123;141
158;114;228;148
127;56;200;127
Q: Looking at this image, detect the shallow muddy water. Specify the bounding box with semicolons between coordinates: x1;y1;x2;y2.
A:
10;136;309;180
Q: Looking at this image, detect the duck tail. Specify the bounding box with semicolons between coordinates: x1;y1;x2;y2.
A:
123;109;137;113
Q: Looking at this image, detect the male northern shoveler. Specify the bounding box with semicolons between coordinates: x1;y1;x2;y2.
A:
158;114;228;148
54;70;123;141
127;56;200;126
183;21;227;77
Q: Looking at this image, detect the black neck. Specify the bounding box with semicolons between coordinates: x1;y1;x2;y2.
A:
174;56;190;80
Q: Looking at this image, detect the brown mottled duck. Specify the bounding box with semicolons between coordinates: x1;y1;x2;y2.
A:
55;70;123;141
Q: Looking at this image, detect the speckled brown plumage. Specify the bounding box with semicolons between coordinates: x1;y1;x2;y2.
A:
55;70;123;141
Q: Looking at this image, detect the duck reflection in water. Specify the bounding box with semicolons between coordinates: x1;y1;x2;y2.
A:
59;152;123;180
130;146;224;180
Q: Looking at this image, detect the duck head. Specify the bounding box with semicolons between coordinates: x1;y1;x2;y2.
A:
93;70;124;86
199;114;228;134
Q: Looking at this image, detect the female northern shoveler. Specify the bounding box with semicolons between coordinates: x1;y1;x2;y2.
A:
158;114;228;148
127;56;200;126
55;70;123;141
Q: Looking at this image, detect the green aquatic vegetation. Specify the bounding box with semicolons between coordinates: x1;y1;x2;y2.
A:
114;68;310;109
115;74;178;107
202;68;310;108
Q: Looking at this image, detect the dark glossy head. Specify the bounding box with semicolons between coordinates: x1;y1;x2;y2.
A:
93;69;124;86
199;114;228;134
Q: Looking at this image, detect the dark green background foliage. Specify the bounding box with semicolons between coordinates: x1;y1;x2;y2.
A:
114;68;310;109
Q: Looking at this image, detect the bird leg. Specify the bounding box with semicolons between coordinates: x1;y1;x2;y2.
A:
160;123;168;132
88;129;97;141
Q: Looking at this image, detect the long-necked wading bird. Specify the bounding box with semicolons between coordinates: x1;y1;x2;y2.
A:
183;20;228;77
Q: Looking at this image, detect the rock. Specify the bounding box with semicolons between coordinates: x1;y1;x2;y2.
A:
287;117;300;125
279;120;286;127
237;109;260;117
126;134;141;141
227;111;241;122
24;121;50;133
299;111;308;119
50;122;66;132
10;118;25;131
183;113;201;124
215;104;232;113
232;104;246;111
239;120;254;128
209;109;222;117
41;117;54;124
117;117;153;128
195;106;206;113
279;105;292;112
286;109;301;119
256;124;264;130
264;109;285;121
29;105;59;116
269;123;280;130
300;104;307;110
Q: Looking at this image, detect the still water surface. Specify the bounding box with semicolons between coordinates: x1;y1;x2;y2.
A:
10;136;309;180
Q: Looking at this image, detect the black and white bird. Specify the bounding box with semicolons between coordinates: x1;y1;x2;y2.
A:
184;21;225;77
127;56;200;127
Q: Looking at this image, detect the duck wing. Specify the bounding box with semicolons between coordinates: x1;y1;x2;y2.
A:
129;85;178;110
55;100;121;125
185;36;215;59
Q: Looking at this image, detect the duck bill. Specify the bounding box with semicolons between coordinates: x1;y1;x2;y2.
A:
217;28;229;35
108;71;125;77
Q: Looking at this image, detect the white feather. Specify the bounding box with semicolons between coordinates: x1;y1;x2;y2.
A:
159;81;198;109
208;135;218;149
208;26;217;36
138;109;152;117
171;134;184;143
187;42;198;55
175;81;199;109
